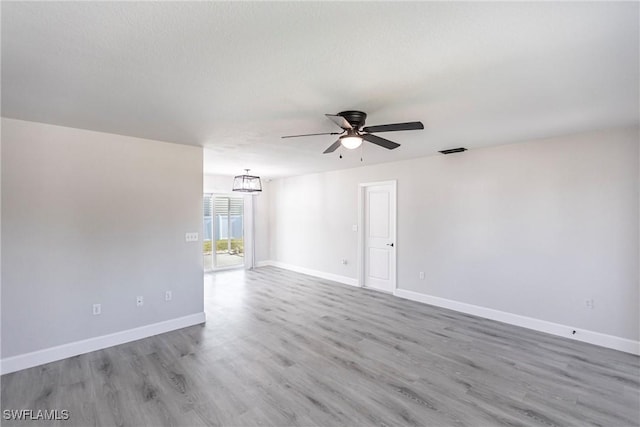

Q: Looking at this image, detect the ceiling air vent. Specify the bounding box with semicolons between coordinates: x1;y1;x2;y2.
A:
439;147;467;155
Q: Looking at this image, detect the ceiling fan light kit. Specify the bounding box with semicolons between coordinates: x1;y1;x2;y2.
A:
232;169;262;193
282;110;424;154
340;134;363;150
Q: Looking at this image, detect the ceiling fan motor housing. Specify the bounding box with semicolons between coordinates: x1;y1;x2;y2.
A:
338;110;367;130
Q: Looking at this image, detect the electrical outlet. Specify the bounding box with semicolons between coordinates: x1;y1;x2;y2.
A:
165;291;172;301
352;224;358;232
136;296;144;307
585;299;594;309
419;272;425;280
341;259;348;265
93;304;101;315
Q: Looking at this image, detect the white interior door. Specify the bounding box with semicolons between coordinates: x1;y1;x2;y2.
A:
362;182;396;292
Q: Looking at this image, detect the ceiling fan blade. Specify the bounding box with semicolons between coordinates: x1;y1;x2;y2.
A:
325;114;353;130
362;121;424;133
323;140;342;154
362;133;400;150
282;131;342;139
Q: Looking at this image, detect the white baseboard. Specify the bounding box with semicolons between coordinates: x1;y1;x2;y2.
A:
394;289;639;355
252;262;639;355
254;260;272;268
0;312;206;375
256;260;359;287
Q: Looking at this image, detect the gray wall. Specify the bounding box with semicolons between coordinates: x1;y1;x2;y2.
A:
269;127;639;341
1;118;204;358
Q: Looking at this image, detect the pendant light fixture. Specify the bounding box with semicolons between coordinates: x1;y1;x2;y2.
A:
232;169;262;193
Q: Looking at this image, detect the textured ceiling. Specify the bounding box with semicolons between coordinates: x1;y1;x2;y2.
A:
2;2;638;178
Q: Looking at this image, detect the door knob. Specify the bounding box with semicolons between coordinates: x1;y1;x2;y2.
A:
386;243;394;247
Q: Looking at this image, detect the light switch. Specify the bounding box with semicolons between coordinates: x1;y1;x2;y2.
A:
185;232;199;242
352;224;358;232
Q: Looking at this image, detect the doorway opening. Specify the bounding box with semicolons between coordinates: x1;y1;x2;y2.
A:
203;194;245;271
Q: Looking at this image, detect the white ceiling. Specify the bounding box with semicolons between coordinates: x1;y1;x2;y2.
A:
2;2;638;179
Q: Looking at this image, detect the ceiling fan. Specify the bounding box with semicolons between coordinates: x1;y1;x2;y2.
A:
282;110;424;153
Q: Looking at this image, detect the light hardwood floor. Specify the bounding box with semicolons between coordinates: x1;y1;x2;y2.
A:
2;266;639;426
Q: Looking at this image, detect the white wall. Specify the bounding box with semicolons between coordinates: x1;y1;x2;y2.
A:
269;127;639;343
203;174;234;194
254;180;270;264
1;118;204;360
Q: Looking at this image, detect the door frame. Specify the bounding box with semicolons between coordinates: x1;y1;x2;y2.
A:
357;180;397;291
206;193;253;271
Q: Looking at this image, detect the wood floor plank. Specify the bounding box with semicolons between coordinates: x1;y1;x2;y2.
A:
2;266;639;426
